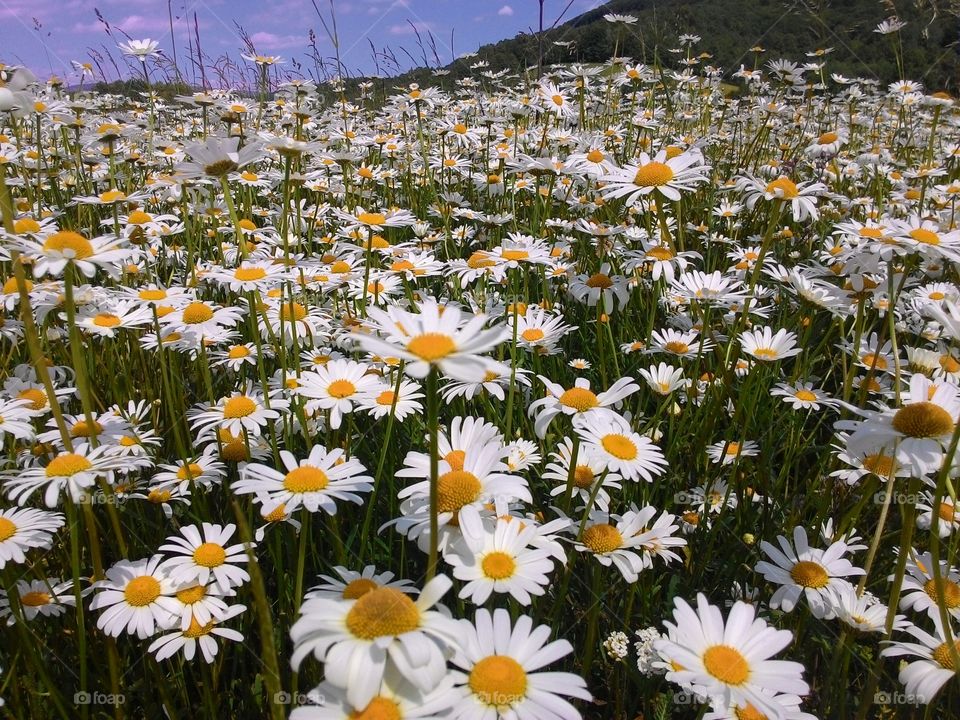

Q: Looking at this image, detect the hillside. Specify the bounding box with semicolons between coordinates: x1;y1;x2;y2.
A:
394;0;959;91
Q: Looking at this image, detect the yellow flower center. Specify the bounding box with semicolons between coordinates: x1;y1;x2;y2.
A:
327;379;357;398
2;276;32;294
0;517;16;541
70;420;103;438
501;249;529;261
923;579;960;608
931;640;960;671
646;246;674;261
139;289;167;301
20;591;51;607
345;587;420;640
559;387;599;412
794;390;817;402
601;433;638;460
176;584;206;604
860;353;887;370
940;355;960;374
910;228;940;245
228;345;250;359
702;644;751;685
521;328;545;342
469;655;528;707
176;463;204;481
43;231;94;259
182;302;214;324
765;177;799;199
99;190;126;203
633;161;675;187
357;212;386;225
586;272;613;288
573;465;594;488
665;340;690;354
90;311;123;328
13;218;41;234
790;560;830;588
148;489;172;503
586;149;605;163
283;466;329;493
193;542;226;568
279;302;307;322
734;703;768;720
481;551;517;580
445;449;466;471
376;390;396;406
124;576;161;607
183;618;215;638
752;347;779;360
407;333;456;361
467;252;496;269
818;131;839;144
343;578;379;600
349;697;402;720
581;523;623;553
234;267;267;281
45;453;93;477
891;402;954;438
437;470;482;513
223;396;257;418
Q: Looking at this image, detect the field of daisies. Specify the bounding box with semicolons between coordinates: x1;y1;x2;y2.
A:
1;21;960;720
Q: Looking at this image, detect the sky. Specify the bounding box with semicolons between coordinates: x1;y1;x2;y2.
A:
0;0;606;84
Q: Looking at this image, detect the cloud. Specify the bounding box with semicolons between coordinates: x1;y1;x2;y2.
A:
497;5;514;16
72;14;184;34
248;31;304;49
387;20;433;36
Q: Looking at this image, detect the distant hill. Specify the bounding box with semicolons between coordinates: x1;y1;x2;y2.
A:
393;0;959;91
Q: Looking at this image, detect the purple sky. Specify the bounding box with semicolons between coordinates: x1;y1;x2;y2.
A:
1;0;605;83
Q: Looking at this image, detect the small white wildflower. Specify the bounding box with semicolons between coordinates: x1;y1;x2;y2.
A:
603;631;629;660
634;626;663;676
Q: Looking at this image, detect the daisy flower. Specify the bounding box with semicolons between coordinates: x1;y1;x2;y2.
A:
235;446;373;515
148;604;246;663
159;523;252;592
352;299;509;382
639;362;686;395
741;175;826;222
355;378;424;420
90;556;180;639
600;148;709;203
528;375;639;438
290;574;460;709
828;583;907;634
706;440;759;466
843;374;959;477
304;566;417;602
0;578;75;624
575;413;668;482
574;508;665;582
448;607;591;719
771;381;840;411
16;230;130;278
4;443;143;507
881;617;960;704
189;389;285;439
568;263;631;313
447;515;557;605
0;507;65;568
739;326;803;362
898;550;960;622
654;593;809;718
543;437;623;511
0;397;36;450
754;526;865;619
290;670;456;720
296;359;380;430
916;492;960;538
